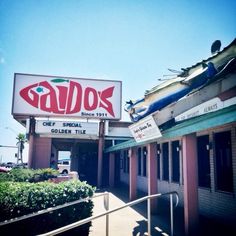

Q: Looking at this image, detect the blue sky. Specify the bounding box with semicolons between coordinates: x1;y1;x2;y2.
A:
0;0;235;163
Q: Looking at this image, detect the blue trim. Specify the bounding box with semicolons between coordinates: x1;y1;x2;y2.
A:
128;62;219;122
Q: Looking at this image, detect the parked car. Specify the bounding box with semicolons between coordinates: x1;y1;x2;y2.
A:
57;159;70;175
5;162;16;168
0;166;10;172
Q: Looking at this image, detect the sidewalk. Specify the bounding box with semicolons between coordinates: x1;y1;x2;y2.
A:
88;185;236;236
89;186;185;236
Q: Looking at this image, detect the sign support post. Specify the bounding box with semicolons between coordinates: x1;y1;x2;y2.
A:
97;120;105;188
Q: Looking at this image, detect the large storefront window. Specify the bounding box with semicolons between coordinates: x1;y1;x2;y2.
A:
197;135;210;188
162;142;169;181
171;140;180;183
215;131;233;192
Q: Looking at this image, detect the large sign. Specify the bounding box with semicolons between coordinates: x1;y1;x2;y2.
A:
35;120;99;136
12;73;122;120
175;96;236;122
129;115;162;143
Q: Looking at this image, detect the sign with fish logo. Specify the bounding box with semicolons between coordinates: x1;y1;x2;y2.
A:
12;73;122;120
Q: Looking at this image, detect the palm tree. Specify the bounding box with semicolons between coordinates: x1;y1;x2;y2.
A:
16;133;27;164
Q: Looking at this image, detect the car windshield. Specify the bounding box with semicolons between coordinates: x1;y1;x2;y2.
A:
58;160;70;165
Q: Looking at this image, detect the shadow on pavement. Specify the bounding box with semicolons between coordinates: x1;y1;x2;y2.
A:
132;220;147;236
98;185;185;236
99;184;236;236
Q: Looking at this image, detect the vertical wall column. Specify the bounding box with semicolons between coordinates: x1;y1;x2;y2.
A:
147;142;158;211
33;136;52;168
97;120;105;188
109;152;115;187
27;117;36;169
70;142;79;172
182;133;199;236
28;134;35;168
129;147;137;201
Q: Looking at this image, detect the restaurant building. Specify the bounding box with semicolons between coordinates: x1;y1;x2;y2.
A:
12;39;236;235
105;39;236;235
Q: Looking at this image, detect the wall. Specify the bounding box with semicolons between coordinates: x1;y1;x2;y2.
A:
119;122;236;223
197;123;236;224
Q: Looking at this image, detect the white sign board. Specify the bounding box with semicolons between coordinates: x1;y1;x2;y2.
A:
175;96;236;122
129;115;162;142
12;73;122;120
35;120;99;136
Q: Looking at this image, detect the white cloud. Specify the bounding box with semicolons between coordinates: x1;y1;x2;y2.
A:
0;47;5;64
0;57;5;64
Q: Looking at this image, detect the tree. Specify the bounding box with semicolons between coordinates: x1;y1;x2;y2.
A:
16;133;27;164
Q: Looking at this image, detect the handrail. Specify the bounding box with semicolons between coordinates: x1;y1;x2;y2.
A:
0;191;109;227
39;191;179;236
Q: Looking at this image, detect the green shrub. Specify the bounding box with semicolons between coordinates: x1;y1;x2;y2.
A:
0;180;95;235
9;168;35;182
29;168;59;182
0;172;11;182
0;168;59;183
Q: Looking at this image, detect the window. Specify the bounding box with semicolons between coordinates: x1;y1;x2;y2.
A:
171;141;180;183
58;160;69;165
197;135;210;188
157;144;161;179
138;148;142;176
215;131;233;192
143;147;147;177
114;140;126;145
162;142;169;181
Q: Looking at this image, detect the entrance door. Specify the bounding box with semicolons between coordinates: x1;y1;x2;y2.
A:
77;142;98;186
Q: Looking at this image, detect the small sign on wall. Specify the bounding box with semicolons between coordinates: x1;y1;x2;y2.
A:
129;115;162;142
175;96;236;122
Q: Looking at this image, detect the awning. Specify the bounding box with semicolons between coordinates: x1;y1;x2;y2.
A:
104;104;236;153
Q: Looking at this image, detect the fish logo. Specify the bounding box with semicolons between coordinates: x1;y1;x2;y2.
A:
19;79;115;117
